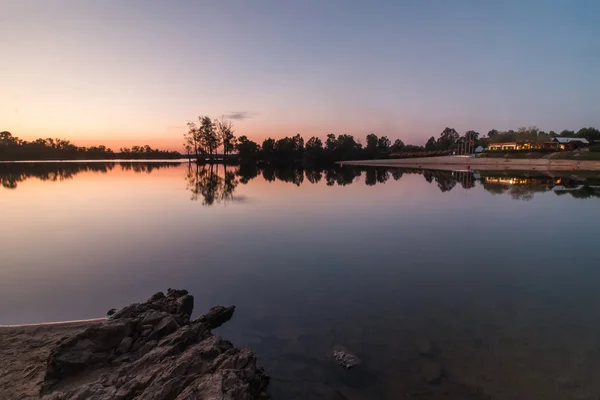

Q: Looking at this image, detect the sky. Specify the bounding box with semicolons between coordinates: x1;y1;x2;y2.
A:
1;0;599;151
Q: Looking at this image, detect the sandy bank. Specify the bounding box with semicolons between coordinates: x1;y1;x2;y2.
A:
341;156;600;171
1;289;268;400
0;320;104;399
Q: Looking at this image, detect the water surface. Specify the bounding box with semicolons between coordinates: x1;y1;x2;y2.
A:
2;162;600;399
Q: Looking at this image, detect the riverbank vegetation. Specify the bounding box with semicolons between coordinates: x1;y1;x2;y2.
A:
183;116;600;164
0;131;181;161
3;123;599;162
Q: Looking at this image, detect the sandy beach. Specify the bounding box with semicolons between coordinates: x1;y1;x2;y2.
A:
341;156;600;171
0;320;103;399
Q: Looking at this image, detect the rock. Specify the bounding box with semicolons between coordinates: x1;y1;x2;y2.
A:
177;294;194;317
332;346;360;369
420;359;443;383
147;315;180;341
116;337;133;354
194;305;236;329
166;288;188;298
106;308;116;317
40;289;269;399
148;292;165;302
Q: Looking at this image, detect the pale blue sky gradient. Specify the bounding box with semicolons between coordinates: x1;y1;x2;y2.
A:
1;0;599;149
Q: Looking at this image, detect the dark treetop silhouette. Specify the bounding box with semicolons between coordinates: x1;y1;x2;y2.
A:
181;117;600;164
0;131;181;161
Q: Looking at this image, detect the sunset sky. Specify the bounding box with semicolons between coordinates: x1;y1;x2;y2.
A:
2;0;599;151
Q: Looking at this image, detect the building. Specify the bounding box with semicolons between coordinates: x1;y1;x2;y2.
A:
551;137;590;150
488;142;518;150
488;139;583;151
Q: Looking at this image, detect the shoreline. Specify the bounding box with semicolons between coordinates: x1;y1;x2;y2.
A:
0;319;106;399
0;317;106;328
0;289;268;400
340;155;600;171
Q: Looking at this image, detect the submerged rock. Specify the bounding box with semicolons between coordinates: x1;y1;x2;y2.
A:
332;345;361;369
40;289;269;399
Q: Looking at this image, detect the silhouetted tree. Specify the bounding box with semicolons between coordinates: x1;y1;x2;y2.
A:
305;136;323;161
577;127;600;141
391;139;405;153
436;127;460;150
218;118;237;157
236;136;260;161
425;136;437;151
366;133;379;158
560;129;576;137
261;138;276;160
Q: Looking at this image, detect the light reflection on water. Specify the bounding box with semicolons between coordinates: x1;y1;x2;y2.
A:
2;161;600;399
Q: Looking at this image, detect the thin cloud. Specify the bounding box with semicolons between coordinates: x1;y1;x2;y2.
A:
223;111;257;121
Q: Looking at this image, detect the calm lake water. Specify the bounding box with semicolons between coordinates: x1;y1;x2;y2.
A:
2;161;600;399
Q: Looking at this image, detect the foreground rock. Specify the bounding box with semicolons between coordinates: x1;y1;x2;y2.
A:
40;289;269;399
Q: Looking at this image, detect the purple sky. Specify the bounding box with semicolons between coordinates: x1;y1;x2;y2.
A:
2;0;599;149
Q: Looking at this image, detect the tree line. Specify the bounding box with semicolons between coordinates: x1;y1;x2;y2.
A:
185;115;600;162
0;131;181;161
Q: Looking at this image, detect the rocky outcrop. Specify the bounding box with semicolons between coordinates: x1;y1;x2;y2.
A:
40;289;269;399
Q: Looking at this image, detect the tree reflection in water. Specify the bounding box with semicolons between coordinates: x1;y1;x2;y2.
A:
0;162;120;189
184;164;600;205
3;161;599;203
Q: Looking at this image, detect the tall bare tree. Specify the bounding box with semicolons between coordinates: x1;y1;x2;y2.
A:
217;118;237;157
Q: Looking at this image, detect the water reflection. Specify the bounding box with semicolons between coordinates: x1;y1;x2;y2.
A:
184;163;240;205
0;162;115;189
0;162;181;190
3;161;600;203
3;161;600;399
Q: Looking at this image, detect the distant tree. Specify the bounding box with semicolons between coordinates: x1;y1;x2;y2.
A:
274;136;296;160
436;127;459;150
560;129;575;137
377;136;391;154
305;136;323;161
236;135;260;161
1;132;179;161
186;121;201;155
391;139;405;153
577;127;600;141
0;131;14;146
425;136;437;151
548;130;558;138
292;134;304;158
197;117;220;160
366;133;379;157
261;138;276;160
217;118;237;156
